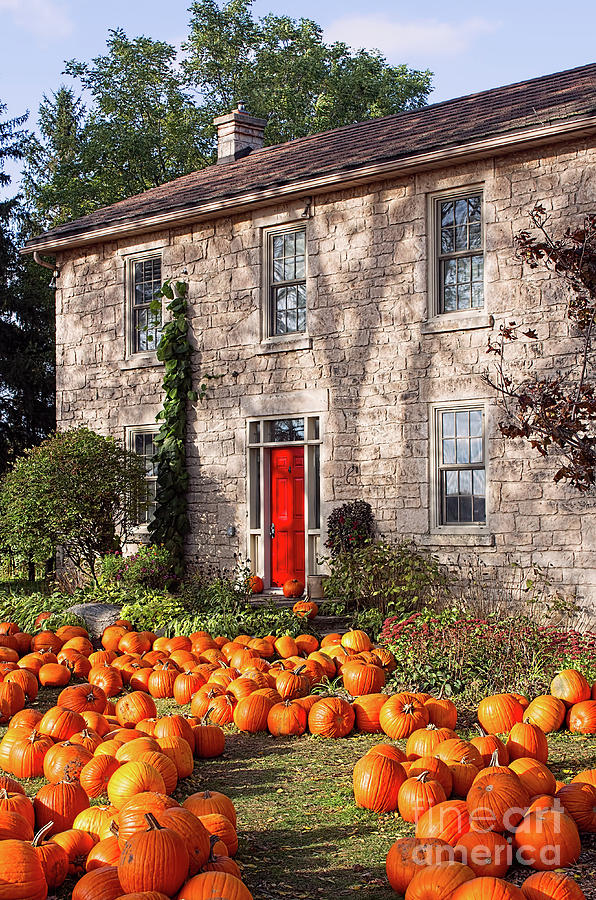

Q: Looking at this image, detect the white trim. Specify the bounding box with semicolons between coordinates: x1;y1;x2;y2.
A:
246;413;323;588
125;424;159;531
426;184;485;322
23;115;596;254
260;220;308;341
428;399;490;535
124;250;164;361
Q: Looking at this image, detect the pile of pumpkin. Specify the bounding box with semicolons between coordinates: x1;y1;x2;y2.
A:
352;672;595;899
0;621;254;900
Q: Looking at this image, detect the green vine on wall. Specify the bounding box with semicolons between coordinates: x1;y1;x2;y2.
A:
147;278;219;575
145;280;194;574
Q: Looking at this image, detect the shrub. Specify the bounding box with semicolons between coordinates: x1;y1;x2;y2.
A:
325;501;374;555
0;428;146;582
322;540;447;620
381;606;596;698
100;545;176;590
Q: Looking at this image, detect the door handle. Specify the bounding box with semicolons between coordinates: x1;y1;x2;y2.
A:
269;523;275;539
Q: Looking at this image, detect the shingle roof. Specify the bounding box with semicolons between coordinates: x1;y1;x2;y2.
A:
25;62;596;251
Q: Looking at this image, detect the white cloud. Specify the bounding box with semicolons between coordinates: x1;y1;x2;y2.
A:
326;15;498;60
0;0;74;41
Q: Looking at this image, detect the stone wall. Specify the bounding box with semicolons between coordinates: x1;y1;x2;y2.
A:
54;137;596;605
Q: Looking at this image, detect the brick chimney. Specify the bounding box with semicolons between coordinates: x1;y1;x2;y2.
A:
213;103;267;164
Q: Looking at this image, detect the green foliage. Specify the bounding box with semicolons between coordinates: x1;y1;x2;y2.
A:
382;605;596;700
23;8;432;229
0;102;54;473
24;35;209;229
0;588;81;634
183;0;432;145
0;427;146;580
147;281;200;574
100;544;176;590
322;540;447;620
325;500;374;555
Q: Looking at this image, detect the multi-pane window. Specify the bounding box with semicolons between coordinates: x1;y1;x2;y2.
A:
131;430;158;525
269;228;306;335
438;408;486;525
438;194;483;313
132;257;162;353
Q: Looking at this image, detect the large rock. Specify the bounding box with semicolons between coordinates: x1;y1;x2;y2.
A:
68;602;122;641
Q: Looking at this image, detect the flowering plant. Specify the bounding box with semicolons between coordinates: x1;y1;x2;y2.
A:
100;544;176;590
381;606;596;697
325;501;375;556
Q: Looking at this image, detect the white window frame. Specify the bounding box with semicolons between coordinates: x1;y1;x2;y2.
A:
429;400;489;535
247;413;323;589
261;222;308;342
124;250;165;360
126;425;159;530
426;184;486;324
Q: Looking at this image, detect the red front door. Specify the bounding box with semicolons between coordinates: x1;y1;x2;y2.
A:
270;447;305;587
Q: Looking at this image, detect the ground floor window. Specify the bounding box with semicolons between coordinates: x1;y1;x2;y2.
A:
127;427;158;525
247;415;322;588
435;405;486;525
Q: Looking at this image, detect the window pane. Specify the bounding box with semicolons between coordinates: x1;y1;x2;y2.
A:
284;257;296;280
284;232;295;256
469;410;483;436
441;201;454;226
473;497;486;523
459;470;472;494
454;199;468;224
469;223;481;249
457;284;471;309
249;422;261;444
273;236;284;258
456;439;470;464
470;438;483;463
442;412;455;438
456;411;469;436
446;470;458;494
445;496;459;523
441;229;454;253
473;468;486;495
273;258;284;281
468;196;481;221
472;284;484;308
295;231;305;255
459;496;473;522
442;439;456;464
457;257;471;283
443;286;457;312
267;418;305;442
444;259;457;284
295;254;305;279
454;226;468;250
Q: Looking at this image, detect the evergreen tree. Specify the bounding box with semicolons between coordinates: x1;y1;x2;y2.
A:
0;102;55;472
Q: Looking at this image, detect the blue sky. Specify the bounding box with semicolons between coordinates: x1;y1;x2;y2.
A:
1;0;595;191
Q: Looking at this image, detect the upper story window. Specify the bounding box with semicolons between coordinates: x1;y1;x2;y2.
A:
437;406;486;525
437;193;484;313
268;227;306;335
130;255;163;354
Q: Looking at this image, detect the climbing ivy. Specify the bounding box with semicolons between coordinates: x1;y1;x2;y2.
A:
147;280;196;574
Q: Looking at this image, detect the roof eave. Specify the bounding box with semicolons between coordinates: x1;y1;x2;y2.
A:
21;114;596;256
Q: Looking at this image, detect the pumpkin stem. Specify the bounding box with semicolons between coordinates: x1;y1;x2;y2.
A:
32;821;54;846
489;749;501;767
474;724;488;736
109;821;119;836
416;771;431;783
0;789;7;799
143;812;163;831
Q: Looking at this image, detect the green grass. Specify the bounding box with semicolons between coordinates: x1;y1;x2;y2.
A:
3;693;596;899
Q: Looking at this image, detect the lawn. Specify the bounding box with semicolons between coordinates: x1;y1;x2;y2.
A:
4;691;595;900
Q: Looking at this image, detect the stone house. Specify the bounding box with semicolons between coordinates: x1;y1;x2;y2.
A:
24;64;596;604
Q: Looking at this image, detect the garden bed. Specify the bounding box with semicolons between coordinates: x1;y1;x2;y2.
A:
4;691;595;900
